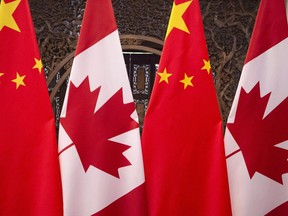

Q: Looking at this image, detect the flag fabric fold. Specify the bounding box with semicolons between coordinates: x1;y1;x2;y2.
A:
58;0;147;215
0;0;63;215
225;0;288;215
141;0;232;215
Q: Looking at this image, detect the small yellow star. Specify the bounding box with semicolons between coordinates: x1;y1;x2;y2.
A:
158;68;172;83
33;58;43;73
201;59;211;74
11;72;26;89
0;0;21;32
180;73;194;89
0;73;3;84
165;0;193;38
0;72;4;84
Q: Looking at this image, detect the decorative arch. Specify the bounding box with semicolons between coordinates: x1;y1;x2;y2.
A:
47;34;163;103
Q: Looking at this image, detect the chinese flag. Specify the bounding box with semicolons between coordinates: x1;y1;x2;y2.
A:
141;0;232;215
58;0;148;215
225;0;288;215
0;0;63;215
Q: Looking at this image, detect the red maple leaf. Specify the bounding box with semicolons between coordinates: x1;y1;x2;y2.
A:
227;82;288;184
61;77;139;178
266;201;288;216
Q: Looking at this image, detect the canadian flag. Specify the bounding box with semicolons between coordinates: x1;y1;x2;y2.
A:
58;0;147;215
224;0;288;215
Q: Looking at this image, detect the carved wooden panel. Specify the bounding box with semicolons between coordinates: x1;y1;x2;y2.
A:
200;0;260;123
29;0;260;124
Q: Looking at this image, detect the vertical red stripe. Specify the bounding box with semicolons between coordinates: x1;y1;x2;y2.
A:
75;0;117;56
245;0;288;63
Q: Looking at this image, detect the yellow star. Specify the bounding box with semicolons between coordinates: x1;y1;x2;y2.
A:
201;59;211;74
180;73;194;89
158;68;172;83
165;0;193;38
0;73;3;84
11;72;26;89
0;0;21;32
33;58;43;73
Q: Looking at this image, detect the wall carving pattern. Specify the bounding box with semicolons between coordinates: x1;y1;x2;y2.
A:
29;0;260;125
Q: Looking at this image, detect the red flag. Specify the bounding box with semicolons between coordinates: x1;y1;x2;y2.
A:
141;0;232;215
0;0;63;215
225;0;288;215
58;0;148;215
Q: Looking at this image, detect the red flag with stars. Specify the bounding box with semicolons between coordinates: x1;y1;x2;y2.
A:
224;0;288;215
141;0;232;215
58;0;147;215
0;0;63;215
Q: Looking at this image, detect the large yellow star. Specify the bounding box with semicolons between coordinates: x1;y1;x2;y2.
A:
33;58;43;73
12;72;26;89
0;0;21;32
165;0;193;38
201;59;211;74
158;68;172;83
180;73;193;89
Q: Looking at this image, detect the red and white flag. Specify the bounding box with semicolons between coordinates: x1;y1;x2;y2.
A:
0;0;63;215
225;0;288;215
58;0;147;215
